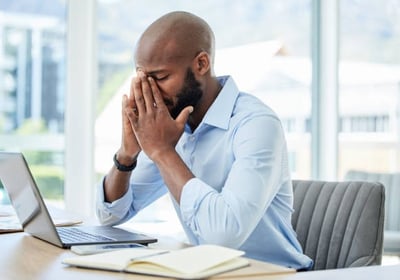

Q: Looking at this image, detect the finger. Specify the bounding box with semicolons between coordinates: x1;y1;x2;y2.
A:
133;75;146;115
123;95;137;121
148;76;166;110
129;77;135;100
122;94;128;116
128;77;137;108
129;95;138;117
139;72;156;113
175;106;194;127
122;94;135;119
124;107;138;128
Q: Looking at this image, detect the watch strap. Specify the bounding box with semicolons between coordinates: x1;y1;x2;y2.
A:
113;153;137;172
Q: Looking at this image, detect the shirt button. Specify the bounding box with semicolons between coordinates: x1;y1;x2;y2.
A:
189;136;195;141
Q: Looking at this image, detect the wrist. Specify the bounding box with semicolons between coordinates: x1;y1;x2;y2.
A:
113;152;137;172
150;148;176;165
115;151;138;165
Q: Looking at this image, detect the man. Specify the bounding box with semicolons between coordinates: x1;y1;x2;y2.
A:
96;11;313;270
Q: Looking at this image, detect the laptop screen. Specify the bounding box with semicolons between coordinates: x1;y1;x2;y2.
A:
0;153;41;226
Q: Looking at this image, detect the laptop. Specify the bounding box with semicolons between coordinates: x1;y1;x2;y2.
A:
0;152;157;248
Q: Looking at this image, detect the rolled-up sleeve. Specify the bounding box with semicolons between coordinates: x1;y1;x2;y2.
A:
96;177;134;225
95;153;168;226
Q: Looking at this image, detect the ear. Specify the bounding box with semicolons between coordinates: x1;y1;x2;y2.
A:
193;51;210;75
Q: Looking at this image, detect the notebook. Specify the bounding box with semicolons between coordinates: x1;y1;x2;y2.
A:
63;244;253;279
0;152;157;248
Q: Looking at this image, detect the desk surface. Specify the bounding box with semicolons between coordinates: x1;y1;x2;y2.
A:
1;232;400;280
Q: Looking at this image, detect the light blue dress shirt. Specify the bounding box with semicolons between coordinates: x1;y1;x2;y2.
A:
96;76;313;270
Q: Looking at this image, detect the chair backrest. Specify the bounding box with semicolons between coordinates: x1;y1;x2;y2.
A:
344;170;400;231
291;180;385;270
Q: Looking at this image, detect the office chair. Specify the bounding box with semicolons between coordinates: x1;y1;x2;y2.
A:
344;170;400;255
291;180;385;270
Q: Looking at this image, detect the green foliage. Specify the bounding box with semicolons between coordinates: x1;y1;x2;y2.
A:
24;151;56;165
0;165;64;202
0;120;65;201
16;119;47;135
23;149;64;200
30;165;64;200
0;116;5;133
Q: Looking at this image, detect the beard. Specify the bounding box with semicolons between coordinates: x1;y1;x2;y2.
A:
167;69;203;119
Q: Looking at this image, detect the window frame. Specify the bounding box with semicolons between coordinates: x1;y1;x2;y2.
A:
65;0;97;216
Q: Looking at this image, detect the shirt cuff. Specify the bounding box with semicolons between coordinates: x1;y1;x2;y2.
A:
96;177;133;225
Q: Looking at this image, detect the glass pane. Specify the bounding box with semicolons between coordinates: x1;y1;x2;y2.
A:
96;0;312;226
339;1;400;177
339;0;400;250
0;1;67;206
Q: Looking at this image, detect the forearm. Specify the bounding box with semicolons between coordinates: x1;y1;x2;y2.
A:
152;149;194;203
103;152;137;202
103;168;131;202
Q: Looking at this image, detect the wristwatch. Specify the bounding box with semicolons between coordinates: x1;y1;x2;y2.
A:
113;153;137;172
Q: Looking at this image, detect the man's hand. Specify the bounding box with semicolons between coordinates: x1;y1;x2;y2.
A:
118;78;142;164
103;77;143;203
125;71;193;162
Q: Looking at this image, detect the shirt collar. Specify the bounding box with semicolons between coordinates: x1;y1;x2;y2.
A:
201;75;239;130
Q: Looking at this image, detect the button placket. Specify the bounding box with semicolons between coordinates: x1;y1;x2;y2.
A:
188;135;196;166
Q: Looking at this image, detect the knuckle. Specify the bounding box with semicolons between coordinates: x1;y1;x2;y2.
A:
135;95;144;103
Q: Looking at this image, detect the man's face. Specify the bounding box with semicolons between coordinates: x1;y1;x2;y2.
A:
135;37;203;119
166;68;203;119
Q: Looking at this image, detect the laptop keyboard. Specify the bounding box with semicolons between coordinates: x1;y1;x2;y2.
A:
57;227;114;243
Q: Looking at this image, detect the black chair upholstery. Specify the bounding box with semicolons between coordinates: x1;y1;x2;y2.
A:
291;180;385;270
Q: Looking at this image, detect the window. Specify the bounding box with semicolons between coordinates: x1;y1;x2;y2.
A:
338;0;400;177
340;115;390;133
0;2;66;206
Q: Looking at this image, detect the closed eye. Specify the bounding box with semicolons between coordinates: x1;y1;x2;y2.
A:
152;75;168;81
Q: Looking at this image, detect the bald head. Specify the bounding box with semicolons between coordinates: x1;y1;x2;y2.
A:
134;11;215;67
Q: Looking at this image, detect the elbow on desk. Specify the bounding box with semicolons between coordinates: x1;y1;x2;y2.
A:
95;207;130;226
96;210;119;226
